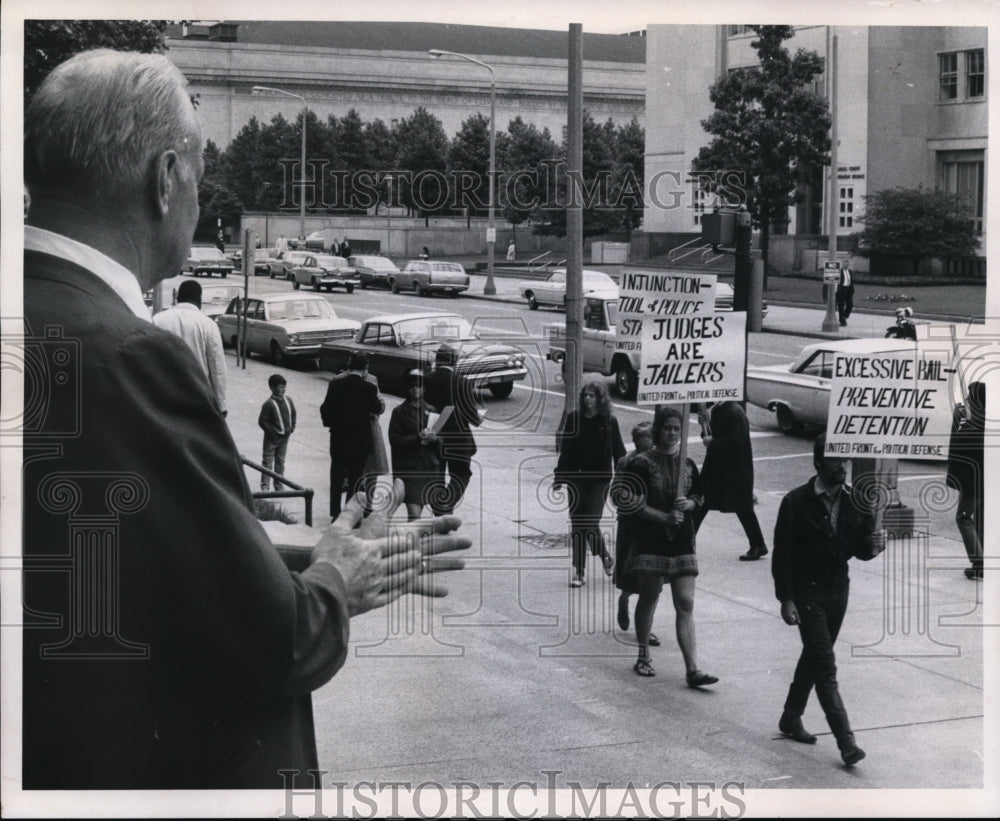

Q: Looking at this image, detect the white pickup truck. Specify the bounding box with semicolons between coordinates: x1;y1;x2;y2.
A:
546;295;642;398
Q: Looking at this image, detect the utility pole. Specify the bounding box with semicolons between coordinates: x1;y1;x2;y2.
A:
563;23;584;423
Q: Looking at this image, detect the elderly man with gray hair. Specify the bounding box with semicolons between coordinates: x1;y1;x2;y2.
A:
22;49;468;790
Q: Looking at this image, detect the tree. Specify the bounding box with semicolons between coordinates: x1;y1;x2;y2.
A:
531;110;620;238
692;25;830;278
499;117;558;242
333;109;372;212
363;118;396;214
24;20;169;105
611;116;645;239
394;107;450;222
857;186;980;276
448;113;492;225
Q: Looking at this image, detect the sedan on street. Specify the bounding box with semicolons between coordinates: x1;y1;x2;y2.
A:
183;246;235;278
217;292;360;365
350;255;402;289
289;254;360;293
746;337;915;434
518;268;618;310
319;311;528;398
261;250;311;280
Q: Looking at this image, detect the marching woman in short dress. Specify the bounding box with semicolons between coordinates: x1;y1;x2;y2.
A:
621;406;717;686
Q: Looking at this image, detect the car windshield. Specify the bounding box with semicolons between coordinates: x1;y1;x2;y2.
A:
268;298;336;321
357;256;396;271
430;262;465;273
190;247;228;261
201;286;242;304
547;271;566;283
583;272;615;288
313;255;349;269
394;315;475;345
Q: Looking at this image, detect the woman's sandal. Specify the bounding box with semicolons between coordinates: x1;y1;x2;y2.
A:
633;658;655;677
686;670;719;688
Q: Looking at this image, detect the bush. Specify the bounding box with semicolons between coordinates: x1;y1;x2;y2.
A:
255;499;298;524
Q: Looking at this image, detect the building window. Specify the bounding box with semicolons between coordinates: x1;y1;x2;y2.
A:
939;49;985;102
838;186;854;230
966;48;985;98
692;183;711;226
939;150;984;234
727;25;753;37
939;52;959;100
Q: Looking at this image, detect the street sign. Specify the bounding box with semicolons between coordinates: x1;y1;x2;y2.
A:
486;227;496;243
823;260;842;283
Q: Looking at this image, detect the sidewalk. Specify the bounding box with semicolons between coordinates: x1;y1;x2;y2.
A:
219;291;989;804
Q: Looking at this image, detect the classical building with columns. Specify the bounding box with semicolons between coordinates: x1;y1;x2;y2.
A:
642;25;987;274
165;21;645;149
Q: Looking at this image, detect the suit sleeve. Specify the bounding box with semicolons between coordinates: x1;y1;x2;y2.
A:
610;416;626;466
320;380;335;427
205;328;228;415
116;330;350;699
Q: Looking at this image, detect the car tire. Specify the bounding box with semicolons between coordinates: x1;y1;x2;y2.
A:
775;405;803;435
269;269;276;279
390;279;400;294
526;292;538;310
221;272;228;278
360;280;368;290
270;341;286;365
229;335;238;350
346;285;355;294
313;278;322;292
292;280;301;290
613;361;638;400
489;381;514;399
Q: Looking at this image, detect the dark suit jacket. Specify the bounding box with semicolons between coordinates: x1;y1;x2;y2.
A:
772;478;880;603
320;371;383;454
23;249;350;789
700;401;755;511
423;365;481;456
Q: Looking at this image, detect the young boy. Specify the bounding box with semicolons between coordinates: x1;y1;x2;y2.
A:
258;373;297;490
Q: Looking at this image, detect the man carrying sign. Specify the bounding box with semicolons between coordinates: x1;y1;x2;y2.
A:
772;435;886;766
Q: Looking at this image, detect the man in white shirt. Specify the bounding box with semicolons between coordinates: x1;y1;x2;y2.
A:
152;278;228;414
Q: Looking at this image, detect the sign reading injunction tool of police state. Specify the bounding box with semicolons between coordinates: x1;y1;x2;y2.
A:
615;269;717;356
824;344;955;460
621;271;746;406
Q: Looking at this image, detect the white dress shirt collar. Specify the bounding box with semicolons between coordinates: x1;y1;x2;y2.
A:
24;225;152;321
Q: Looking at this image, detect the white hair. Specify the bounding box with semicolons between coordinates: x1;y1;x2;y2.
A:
25;49;199;202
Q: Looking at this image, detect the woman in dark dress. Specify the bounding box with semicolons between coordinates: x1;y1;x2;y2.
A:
554;381;626;587
694;400;768;561
388;371;439;520
621;406;717;686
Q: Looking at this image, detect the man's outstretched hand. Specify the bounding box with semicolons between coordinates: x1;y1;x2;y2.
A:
312;478;471;616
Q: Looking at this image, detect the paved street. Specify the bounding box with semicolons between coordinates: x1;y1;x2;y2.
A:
219;279;990;815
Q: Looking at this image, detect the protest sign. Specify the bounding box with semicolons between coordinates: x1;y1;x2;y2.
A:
615;269;717;355
825;343;955;460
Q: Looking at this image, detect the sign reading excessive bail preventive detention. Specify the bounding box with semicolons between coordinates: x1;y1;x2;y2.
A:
615;269;718;356
824;343;955;460
630;271;746;406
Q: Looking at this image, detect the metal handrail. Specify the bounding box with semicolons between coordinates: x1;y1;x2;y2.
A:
527;250;551;271
667;236;704;262
241;455;315;527
700;247;726;264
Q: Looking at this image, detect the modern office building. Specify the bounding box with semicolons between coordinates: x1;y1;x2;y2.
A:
165;21;646;149
642;25;987;272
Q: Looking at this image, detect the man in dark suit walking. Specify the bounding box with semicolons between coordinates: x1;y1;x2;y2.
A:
423;344;482;514
321;352;385;518
21;49;467;790
836;266;855;326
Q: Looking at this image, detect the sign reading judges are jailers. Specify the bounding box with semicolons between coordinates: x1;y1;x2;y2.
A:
629;271;746;406
825;344;954;460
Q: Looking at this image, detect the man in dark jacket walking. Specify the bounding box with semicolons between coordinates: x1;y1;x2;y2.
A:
693;401;768;560
321;352;385;518
947;381;985;580
423;344;482;514
772;435;885;766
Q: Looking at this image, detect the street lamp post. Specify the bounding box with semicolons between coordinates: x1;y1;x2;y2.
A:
252;85;308;244
429;49;497;295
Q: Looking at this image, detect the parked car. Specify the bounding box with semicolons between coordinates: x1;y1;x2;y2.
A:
746;337;915;435
289;254;360;293
261;250;311;280
394;260;470;296
319;311;528;398
518;268;618;310
350;255;402;289
193;281;243;320
183;246;235;278
217;292;360;365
